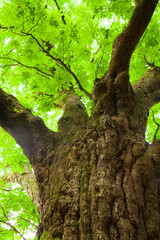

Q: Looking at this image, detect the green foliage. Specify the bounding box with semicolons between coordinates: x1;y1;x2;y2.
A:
146;103;160;143
0;186;39;240
0;128;39;239
0;0;159;238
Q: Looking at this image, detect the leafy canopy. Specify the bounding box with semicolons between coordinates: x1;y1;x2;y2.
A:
0;0;160;239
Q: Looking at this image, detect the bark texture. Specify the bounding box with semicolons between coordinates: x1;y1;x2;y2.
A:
0;0;160;240
41;111;160;240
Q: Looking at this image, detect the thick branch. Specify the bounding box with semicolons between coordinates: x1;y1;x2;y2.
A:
0;88;58;159
133;67;160;112
93;0;158;115
107;0;158;75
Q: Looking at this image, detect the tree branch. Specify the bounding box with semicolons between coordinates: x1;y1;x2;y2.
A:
133;67;160;113
0;88;58;160
23;209;40;221
0;25;14;30
151;109;160;142
93;0;158;114
2;188;23;192
0;23;91;98
21;32;92;98
0;57;54;78
106;0;158;76
0;206;8;220
18;216;38;228
91;45;101;63
0;220;27;240
53;0;66;25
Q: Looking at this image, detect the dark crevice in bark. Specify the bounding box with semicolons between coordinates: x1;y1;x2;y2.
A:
141;174;148;237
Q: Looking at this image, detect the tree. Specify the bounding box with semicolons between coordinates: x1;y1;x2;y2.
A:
0;0;160;239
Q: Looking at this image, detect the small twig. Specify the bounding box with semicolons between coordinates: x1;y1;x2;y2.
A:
0;25;14;30
22;32;92;98
36;72;51;80
53;0;66;25
0;57;53;78
2;49;16;56
0;220;27;240
27;16;41;33
0;64;18;68
151;109;160;142
0;229;12;233
1;24;91;98
91;45;101;63
34;92;62;109
26;0;49;34
18;216;38;228
95;50;105;78
23;209;40;221
2;187;23;192
11;29;27;36
0;206;8;220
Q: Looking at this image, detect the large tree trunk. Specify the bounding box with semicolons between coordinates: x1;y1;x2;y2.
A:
37;100;160;240
0;0;160;239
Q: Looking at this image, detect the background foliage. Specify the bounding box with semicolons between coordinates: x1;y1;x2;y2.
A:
0;0;160;238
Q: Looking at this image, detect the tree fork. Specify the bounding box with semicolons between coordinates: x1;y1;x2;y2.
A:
92;0;159;116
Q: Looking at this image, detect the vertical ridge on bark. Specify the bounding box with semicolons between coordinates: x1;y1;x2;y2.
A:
38;111;160;239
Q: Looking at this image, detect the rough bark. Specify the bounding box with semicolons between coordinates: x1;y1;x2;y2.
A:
0;0;160;240
133;67;160;111
44;112;160;240
0;88;58;160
